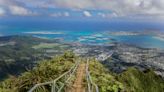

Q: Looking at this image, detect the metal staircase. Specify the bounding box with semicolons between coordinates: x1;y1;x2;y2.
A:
28;59;99;92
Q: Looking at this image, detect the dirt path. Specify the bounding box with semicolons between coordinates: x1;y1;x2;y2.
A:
68;63;86;92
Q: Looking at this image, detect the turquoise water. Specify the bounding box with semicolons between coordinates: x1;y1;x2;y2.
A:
0;28;164;49
0;21;164;49
8;30;163;49
112;35;164;49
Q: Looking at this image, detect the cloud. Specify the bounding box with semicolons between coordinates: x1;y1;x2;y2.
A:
0;0;164;18
97;12;118;18
52;0;164;18
50;12;70;17
83;11;92;17
64;12;70;17
0;0;37;16
98;13;106;18
9;5;35;16
0;7;5;16
50;12;62;17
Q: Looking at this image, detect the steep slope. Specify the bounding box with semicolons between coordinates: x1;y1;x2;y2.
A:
0;52;76;92
89;59;124;92
0;53;164;92
89;59;164;92
116;67;164;92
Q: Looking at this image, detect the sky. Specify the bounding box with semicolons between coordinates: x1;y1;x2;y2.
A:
0;0;164;21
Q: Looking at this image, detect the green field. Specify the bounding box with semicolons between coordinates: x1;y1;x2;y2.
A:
32;43;60;49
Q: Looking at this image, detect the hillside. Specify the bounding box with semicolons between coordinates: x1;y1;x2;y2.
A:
116;68;164;92
0;52;76;92
0;35;58;80
89;59;124;92
90;59;164;92
0;53;164;92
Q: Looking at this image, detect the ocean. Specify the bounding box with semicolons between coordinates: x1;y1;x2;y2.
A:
0;20;164;49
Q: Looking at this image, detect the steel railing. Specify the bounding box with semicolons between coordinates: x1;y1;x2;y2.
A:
86;59;99;92
28;60;80;92
28;58;99;92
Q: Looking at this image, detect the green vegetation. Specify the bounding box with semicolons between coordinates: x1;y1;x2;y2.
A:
33;43;60;49
89;59;164;92
0;52;76;92
0;35;164;92
101;58;164;92
0;35;58;80
32;43;70;52
116;67;164;92
0;53;164;92
89;59;124;92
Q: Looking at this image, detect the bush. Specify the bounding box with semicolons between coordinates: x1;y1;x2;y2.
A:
89;58;124;92
0;52;76;92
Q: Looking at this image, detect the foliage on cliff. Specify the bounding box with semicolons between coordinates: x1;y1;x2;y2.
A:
89;59;124;92
116;67;164;92
1;52;164;92
89;59;164;92
0;52;76;92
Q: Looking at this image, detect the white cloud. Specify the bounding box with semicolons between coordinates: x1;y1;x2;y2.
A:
110;13;118;17
1;0;164;18
98;13;106;18
50;12;70;17
0;0;37;16
0;8;5;16
9;5;33;16
83;11;92;17
50;0;164;18
50;12;62;17
97;12;118;18
64;12;70;17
